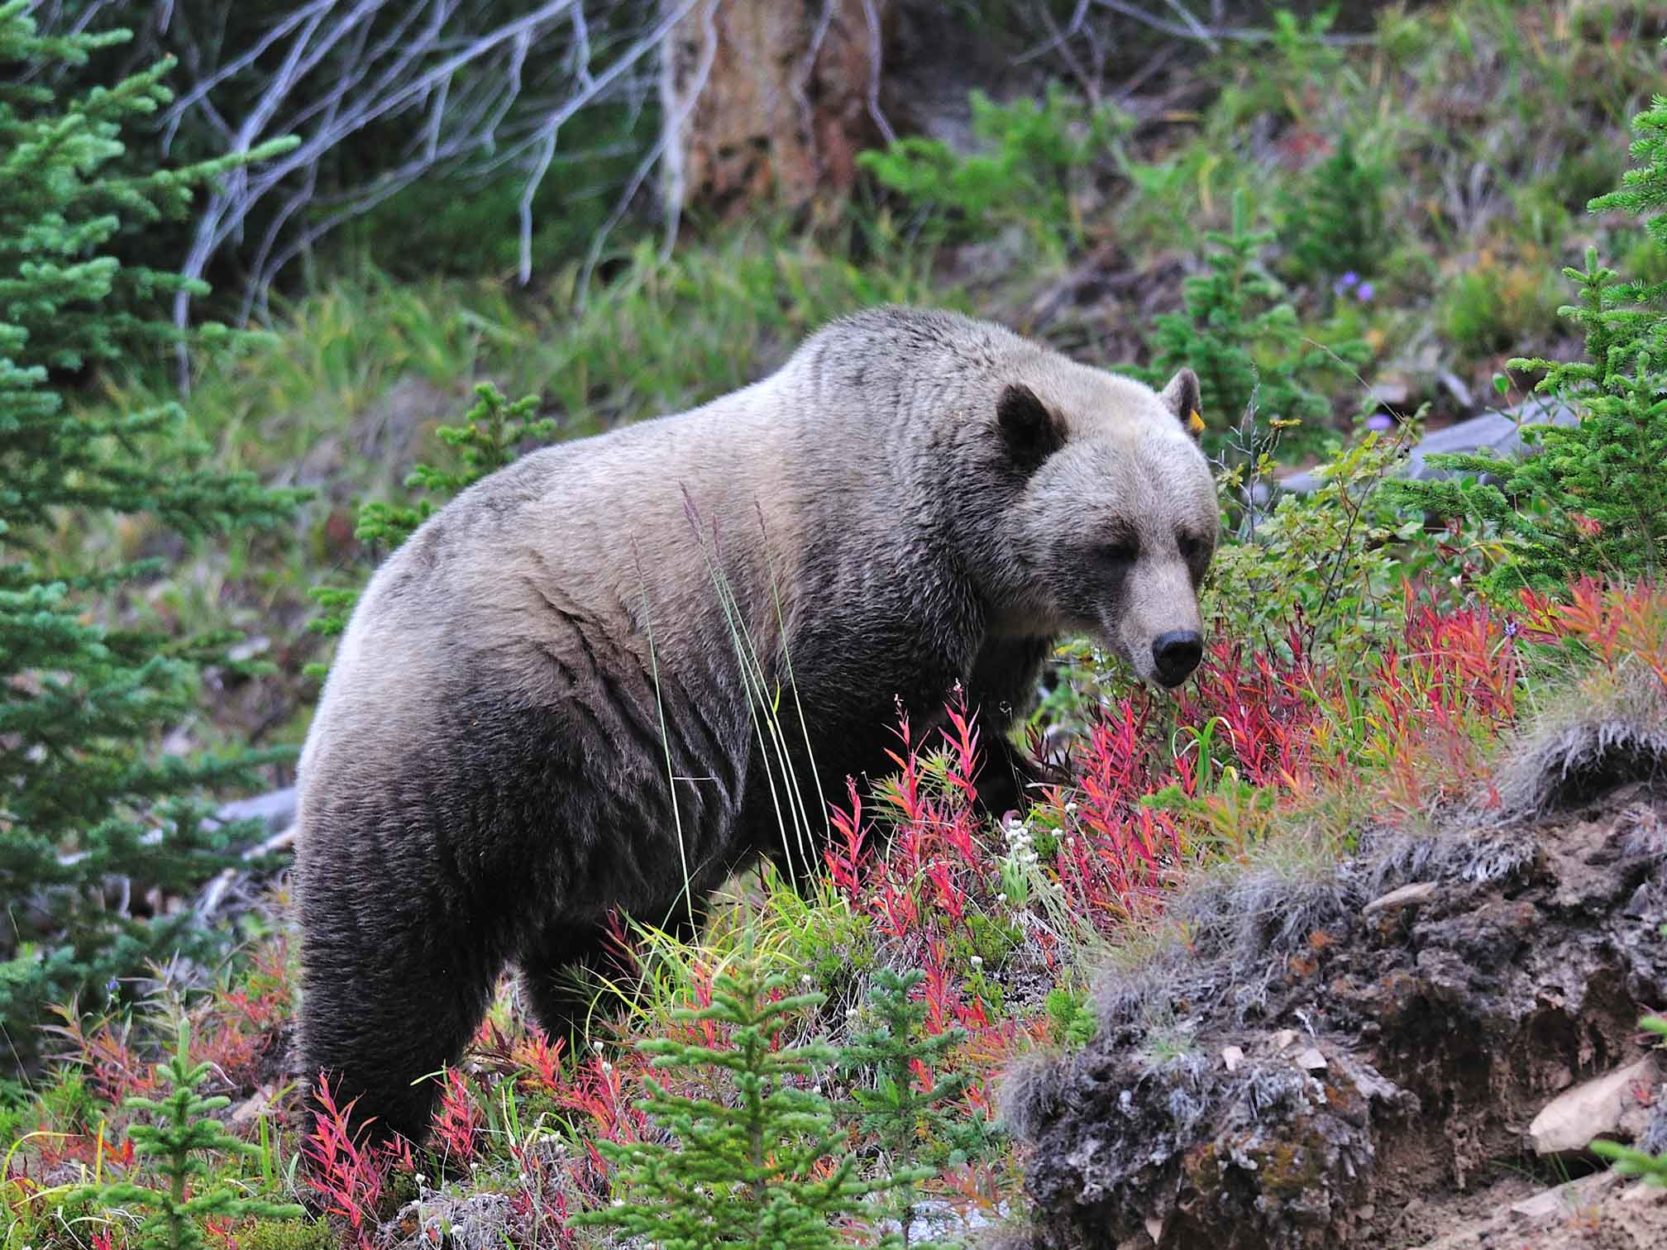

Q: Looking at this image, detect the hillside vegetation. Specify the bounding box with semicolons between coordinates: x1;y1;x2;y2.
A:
4;3;1667;1249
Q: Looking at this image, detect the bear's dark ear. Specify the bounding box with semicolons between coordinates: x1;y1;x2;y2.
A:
1160;368;1205;440
997;383;1065;470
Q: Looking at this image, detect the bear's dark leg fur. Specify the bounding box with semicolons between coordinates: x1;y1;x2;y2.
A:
299;910;507;1145
517;921;621;1046
519;899;709;1045
966;635;1055;818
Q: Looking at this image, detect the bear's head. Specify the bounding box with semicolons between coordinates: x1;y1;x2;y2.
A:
981;363;1219;689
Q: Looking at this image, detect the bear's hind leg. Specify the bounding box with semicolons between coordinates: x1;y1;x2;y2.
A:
300;913;506;1146
517;922;622;1049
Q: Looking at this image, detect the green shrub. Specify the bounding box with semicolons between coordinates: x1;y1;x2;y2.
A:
0;1;299;1053
859;86;1128;254
1278;133;1389;286
1215;7;1349;129
1590;88;1667;334
1043;987;1097;1049
1437;252;1562;359
1139;189;1368;459
1208;429;1425;668
73;1025;304;1250
1397;89;1667;594
236;1219;340;1250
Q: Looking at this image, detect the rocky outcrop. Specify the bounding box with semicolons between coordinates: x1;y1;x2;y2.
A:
1007;686;1667;1250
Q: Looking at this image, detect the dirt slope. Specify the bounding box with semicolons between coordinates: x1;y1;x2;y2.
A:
1006;690;1667;1250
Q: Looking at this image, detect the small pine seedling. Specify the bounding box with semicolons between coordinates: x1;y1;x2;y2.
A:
579;951;901;1250
76;1024;305;1250
840;968;996;1249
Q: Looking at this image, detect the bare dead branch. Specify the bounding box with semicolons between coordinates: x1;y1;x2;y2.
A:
56;0;678;387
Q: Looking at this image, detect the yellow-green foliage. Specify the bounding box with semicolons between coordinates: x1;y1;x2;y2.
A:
859;86;1130;254
72;1027;303;1250
235;1220;338;1250
1208;431;1427;667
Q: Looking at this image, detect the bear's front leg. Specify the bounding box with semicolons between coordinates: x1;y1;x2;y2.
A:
965;635;1057;819
297;895;508;1145
517;896;709;1046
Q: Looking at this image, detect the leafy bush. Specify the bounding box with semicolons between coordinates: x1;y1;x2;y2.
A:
1213;7;1349;129
1207;430;1426;668
1396;90;1667;594
1043;987;1098;1049
1139;190;1367;458
1278;133;1389;287
859;86;1128;253
1437;251;1562;359
0;1;298;1054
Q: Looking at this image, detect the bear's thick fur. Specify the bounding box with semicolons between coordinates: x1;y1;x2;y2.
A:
295;308;1218;1141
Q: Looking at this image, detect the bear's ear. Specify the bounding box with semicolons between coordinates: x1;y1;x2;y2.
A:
1160;368;1205;440
997;383;1065;470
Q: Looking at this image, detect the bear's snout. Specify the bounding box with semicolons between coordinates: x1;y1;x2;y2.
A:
1151;630;1203;688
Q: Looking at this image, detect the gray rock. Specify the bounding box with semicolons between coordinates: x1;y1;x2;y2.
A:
1277;398;1580;496
1528;1055;1658;1156
1362;880;1438;917
214;786;297;835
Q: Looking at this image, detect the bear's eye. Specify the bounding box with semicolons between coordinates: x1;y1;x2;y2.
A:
1178;532;1204;560
1096;540;1139;568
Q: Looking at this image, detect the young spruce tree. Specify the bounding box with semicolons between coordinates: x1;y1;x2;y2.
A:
841;968;993;1250
74;1024;305;1250
580;952;900;1250
1392;89;1667;593
0;2;296;1050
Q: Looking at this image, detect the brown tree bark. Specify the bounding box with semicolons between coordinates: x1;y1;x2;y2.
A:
660;0;896;218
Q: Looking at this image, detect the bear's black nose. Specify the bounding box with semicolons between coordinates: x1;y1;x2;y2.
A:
1152;630;1203;688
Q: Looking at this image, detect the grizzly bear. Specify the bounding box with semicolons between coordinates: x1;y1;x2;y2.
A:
295;307;1219;1142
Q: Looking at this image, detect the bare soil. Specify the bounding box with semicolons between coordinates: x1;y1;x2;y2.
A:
1008;772;1667;1250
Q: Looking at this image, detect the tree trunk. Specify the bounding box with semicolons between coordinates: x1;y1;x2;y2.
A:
660;0;896;218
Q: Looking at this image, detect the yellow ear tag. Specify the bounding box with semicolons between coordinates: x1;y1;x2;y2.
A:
1186;409;1206;435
